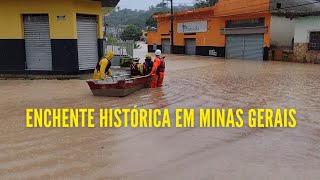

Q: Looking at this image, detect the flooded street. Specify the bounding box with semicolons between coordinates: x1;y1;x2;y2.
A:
1;46;320;179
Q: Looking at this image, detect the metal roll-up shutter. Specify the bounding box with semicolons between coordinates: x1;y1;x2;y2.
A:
77;15;98;70
24;15;52;71
226;35;244;59
185;39;196;55
162;39;171;54
244;34;264;60
226;34;264;60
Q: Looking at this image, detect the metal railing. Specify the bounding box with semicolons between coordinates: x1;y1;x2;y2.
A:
103;40;134;66
105;40;134;57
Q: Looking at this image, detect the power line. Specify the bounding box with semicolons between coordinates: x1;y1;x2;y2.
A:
156;1;320;24
155;0;320;20
274;1;320;10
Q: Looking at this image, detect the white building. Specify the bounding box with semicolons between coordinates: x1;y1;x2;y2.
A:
293;13;320;63
270;0;320;63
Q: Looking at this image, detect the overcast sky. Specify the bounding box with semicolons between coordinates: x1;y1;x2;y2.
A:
117;0;195;10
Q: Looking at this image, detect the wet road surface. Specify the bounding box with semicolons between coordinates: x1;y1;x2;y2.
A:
1;53;320;179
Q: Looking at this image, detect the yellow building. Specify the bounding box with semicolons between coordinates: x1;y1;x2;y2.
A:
0;0;119;74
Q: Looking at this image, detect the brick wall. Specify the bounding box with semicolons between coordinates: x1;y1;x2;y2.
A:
293;43;320;64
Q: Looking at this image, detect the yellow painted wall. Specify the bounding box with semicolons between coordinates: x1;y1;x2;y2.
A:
0;0;103;39
72;0;103;39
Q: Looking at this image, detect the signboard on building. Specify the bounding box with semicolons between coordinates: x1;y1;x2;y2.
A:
209;49;218;56
177;21;207;33
57;16;66;21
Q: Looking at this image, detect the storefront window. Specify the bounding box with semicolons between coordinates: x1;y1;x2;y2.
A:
309;32;320;51
226;18;265;28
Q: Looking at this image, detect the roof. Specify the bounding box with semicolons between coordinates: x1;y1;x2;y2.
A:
271;0;320;17
273;11;320;17
101;0;120;7
153;6;214;19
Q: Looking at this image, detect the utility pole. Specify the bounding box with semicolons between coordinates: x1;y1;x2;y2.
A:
170;0;174;53
104;15;107;37
117;7;121;40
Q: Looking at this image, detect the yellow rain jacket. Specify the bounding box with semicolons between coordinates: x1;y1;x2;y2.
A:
93;51;113;80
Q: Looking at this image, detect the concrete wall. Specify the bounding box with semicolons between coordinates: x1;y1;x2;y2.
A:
270;16;295;48
293;16;320;64
294;16;320;43
270;0;320;14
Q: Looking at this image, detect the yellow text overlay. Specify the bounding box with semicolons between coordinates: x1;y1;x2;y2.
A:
25;108;297;128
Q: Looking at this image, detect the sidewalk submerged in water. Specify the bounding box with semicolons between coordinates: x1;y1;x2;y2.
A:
0;67;130;80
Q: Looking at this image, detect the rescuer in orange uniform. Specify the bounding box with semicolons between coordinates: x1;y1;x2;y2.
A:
150;49;165;88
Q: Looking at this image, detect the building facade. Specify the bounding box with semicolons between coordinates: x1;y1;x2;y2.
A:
104;25;126;39
0;0;119;74
293;15;320;64
270;0;320;63
147;0;296;61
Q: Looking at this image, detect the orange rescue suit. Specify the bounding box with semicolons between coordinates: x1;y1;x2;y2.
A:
150;56;165;88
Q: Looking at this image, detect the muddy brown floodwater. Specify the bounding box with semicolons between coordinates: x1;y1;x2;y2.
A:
1;52;320;179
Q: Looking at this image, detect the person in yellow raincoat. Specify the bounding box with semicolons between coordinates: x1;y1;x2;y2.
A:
93;51;114;80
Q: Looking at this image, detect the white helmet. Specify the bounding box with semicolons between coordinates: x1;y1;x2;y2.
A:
155;49;162;56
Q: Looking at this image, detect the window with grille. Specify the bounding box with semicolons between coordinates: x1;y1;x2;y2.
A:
309;31;320;51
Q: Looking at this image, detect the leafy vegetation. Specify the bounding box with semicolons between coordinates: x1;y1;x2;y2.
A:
105;35;118;44
120;25;143;41
106;1;219;41
194;0;218;8
105;3;192;29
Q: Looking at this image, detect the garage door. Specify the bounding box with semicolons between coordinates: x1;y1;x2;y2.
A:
77;15;99;70
226;35;244;59
243;34;264;60
226;34;264;60
24;15;52;70
185;39;196;55
162;39;171;54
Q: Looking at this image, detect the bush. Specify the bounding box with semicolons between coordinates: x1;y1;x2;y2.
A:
105;35;118;44
120;57;133;67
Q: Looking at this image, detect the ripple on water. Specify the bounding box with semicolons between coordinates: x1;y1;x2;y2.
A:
1;54;320;179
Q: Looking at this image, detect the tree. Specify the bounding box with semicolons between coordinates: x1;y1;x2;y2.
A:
145;17;157;28
145;11;168;28
105;3;193;29
194;0;218;8
106;35;117;44
120;25;142;41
